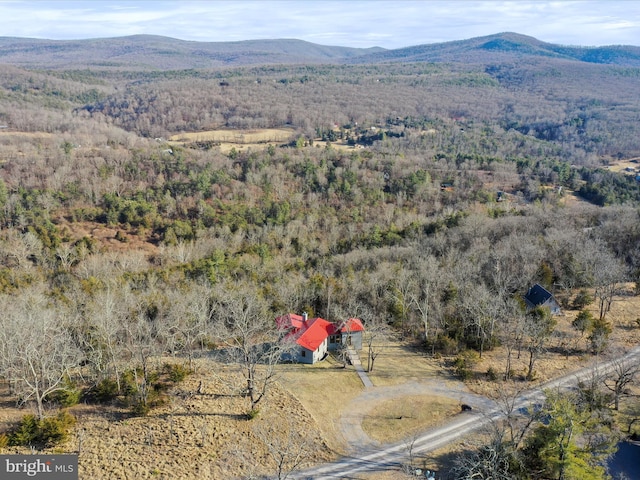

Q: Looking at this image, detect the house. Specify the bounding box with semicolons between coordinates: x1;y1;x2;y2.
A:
524;284;561;315
329;317;364;351
276;313;364;364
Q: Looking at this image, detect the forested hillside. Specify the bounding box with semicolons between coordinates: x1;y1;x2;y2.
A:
1;33;640;479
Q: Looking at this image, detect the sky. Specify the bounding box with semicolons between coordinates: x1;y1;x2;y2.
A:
0;1;638;49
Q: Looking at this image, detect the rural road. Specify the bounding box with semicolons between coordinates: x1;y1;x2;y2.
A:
291;346;640;479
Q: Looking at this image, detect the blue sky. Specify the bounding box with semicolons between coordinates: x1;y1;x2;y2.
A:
0;1;638;49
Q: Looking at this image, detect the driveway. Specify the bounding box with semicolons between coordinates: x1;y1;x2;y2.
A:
339;377;497;452
292;346;640;479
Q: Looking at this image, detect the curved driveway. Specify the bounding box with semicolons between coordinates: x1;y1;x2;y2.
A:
339;378;497;452
293;346;640;479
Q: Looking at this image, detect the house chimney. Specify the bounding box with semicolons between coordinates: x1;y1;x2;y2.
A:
302;312;308;322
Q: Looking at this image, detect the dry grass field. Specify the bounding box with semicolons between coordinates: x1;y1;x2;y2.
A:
280;355;365;452
605;157;640;174
361;394;461;443
1;361;333;480
169;128;295;144
167;127;365;154
366;342;442;387
167;128;297;154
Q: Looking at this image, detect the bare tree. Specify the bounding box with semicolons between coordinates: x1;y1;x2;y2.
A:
253;416;314;480
604;357;639;411
497;300;527;381
593;253;627;323
164;282;212;370
363;316;390;373
387;265;415;335
490;382;535;451
452;430;516;480
460;283;502;358
81;282;131;391
210;281;293;412
0;290;80;418
122;318;158;412
575;239;627;322
410;254;444;348
524;306;556;381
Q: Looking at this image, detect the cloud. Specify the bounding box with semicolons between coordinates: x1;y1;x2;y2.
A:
0;0;638;48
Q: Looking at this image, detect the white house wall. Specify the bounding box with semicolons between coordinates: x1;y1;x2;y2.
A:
313;338;328;363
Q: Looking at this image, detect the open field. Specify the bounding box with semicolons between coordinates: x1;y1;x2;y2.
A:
1;361;333;480
605;157;640;174
280;355;365;452
168;127;297;154
168;128;295;145
362;394;460;443
366;341;442;387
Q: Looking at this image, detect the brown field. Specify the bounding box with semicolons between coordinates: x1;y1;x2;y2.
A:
0;130;55;138
280;355;365;452
604;157;640;174
1;361;333;480
168;127;301;154
168;128;295;145
361;394;460;443
55;219;159;255
168;127;364;154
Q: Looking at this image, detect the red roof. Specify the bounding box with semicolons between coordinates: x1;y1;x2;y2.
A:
275;313;305;332
287;317;333;351
328;318;364;334
277;313;364;352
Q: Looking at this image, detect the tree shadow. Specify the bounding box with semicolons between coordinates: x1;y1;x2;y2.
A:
165;411;249;421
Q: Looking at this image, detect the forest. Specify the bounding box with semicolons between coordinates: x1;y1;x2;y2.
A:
1;33;640;479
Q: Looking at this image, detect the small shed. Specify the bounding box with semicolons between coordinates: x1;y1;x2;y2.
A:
524;284;561;315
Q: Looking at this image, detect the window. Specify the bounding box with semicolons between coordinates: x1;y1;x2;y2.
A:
301;350;306;357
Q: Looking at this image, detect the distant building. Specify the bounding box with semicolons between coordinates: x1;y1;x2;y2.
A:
523;284;561;315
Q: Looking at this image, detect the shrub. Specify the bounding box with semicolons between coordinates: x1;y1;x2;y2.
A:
91;377;119;403
572;289;594;309
572;309;594;336
114;230;128;242
9;412;76;448
454;350;479;380
246;408;260;420
38;413;76;446
48;378;81;407
0;433;8;449
438;335;459;356
131;401;151;417
9;414;38;446
163;363;191;383
486;366;498;381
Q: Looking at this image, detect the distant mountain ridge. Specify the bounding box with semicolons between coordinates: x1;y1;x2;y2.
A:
0;32;639;70
0;35;386;70
347;32;640;66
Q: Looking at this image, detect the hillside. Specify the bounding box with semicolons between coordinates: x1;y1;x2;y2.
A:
348;32;640;66
0;32;639;70
0;35;385;70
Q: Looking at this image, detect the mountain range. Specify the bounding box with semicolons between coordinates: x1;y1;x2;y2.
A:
0;32;639;70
